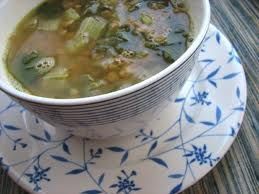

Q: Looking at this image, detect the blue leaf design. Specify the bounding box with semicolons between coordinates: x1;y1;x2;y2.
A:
184;111;195;123
98;173;105;185
216;106;222;123
109;184;118;188
236;87;240;98
222;72;240;79
168;174;184;179
231;127;236;136
170;183;182;194
120;151;129;165
44;130;51;141
107;147;125;152
233;107;245;111
216;32;221;44
183;153;193;157
206;67;220;79
208;80;217;88
66;168;85;175
81;190;102;194
164;135;179;142
30;134;47;142
175;98;185;103
198;59;214;64
149;157;168;168
200;121;215;126
51;155;69;162
148;141;158;156
63;142;71;155
4;125;21;131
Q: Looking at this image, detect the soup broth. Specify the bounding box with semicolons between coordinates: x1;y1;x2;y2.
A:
6;0;192;98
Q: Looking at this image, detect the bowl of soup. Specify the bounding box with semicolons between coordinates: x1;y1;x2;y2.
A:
0;0;210;139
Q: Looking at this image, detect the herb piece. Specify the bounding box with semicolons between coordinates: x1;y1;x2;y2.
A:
140;13;153;25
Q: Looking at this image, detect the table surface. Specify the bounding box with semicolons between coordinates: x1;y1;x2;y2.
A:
1;0;258;193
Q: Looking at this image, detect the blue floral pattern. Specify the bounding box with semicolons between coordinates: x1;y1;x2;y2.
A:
0;25;246;194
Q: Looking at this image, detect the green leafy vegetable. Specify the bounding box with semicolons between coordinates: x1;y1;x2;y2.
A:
140;13;153;25
22;51;39;65
37;0;64;18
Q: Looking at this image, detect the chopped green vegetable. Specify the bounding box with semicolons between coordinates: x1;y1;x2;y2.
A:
125;0;141;12
34;57;56;75
140;13;153;25
66;16;107;52
38;18;61;31
43;67;69;79
63;8;80;26
76;16;107;40
22;51;39;65
65;33;89;53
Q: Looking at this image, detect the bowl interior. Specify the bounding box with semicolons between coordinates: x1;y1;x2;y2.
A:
0;0;209;104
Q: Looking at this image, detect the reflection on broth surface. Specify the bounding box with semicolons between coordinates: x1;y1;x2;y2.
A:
6;0;192;99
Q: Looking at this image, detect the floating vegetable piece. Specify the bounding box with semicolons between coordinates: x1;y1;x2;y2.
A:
66;16;107;52
144;42;160;50
38;17;61;31
76;16;107;40
44;67;69;79
140;13;153;25
162;50;175;63
63;8;80;26
34;57;55;75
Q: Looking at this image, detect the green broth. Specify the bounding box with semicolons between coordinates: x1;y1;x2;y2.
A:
6;0;192;99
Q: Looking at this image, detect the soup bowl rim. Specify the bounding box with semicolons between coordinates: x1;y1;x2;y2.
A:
0;0;211;106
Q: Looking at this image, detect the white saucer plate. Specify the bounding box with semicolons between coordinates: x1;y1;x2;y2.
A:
0;25;246;194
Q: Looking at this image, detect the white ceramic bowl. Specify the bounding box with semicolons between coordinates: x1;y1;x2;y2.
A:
0;0;210;139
